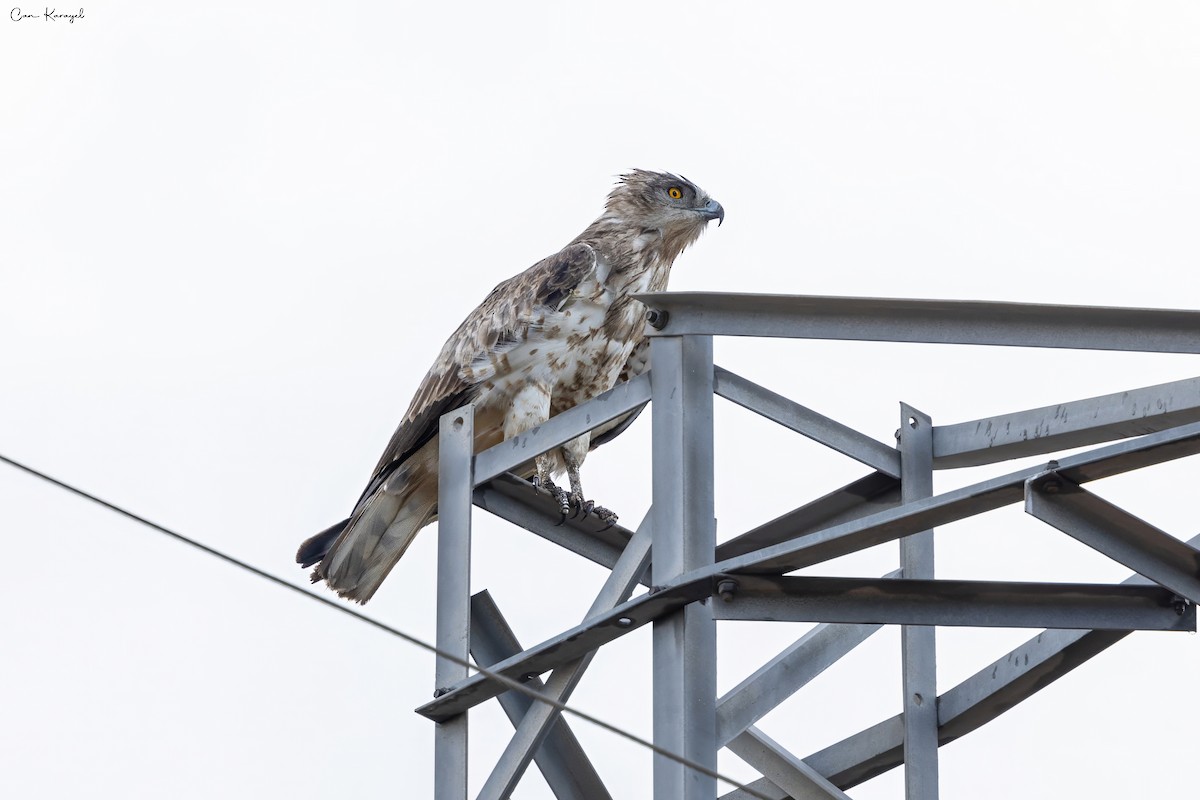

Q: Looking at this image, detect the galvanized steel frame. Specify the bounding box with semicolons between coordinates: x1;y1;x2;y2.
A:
427;293;1200;800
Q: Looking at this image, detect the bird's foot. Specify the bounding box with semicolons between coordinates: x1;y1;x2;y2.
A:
535;479;624;527
589;504;619;530
531;477;618;528
568;492;618;529
532;477;572;523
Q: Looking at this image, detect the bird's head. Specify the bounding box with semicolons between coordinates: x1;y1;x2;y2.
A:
605;169;724;234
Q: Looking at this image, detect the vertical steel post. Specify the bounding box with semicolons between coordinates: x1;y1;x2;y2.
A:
898;403;938;799
650;334;717;800
436;407;474;800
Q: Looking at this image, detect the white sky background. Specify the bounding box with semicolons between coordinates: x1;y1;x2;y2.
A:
3;2;1200;798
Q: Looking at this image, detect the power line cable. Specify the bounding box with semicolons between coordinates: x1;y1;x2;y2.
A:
0;452;773;800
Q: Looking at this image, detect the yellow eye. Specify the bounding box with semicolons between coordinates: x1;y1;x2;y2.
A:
668;187;683;199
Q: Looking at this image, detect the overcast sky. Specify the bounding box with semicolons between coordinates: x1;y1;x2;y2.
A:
4;2;1200;798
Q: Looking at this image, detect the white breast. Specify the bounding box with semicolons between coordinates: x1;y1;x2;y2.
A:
485;257;658;412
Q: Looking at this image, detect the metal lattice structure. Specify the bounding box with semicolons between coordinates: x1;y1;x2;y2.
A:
423;292;1200;800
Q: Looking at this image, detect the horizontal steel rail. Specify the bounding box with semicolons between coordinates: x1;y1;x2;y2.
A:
711;575;1195;631
636;292;1200;353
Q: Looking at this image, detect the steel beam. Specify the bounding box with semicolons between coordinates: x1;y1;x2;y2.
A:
726;727;850;800
476;513;653;800
636;292;1200;353
715;621;882;748
898;404;938;799
934;375;1200;468
416;574;712;722
719;780;789;800
435;408;475;800
651;334;718;800
473;473;645;585
715;782;792;800
423;421;1200;722
469;592;611;800
705;419;1200;578
716;472;901;564
795;628;1131;792
473;371;652;485
713;366;901;477
1026;475;1200;604
711;575;1195;631
793;536;1200;793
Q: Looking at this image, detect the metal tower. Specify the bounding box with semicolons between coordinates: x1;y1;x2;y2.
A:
422;292;1200;800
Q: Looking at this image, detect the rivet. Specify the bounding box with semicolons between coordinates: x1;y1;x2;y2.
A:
717;578;739;603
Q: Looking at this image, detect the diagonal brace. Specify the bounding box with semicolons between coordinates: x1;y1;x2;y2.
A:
799;531;1200;793
726;727;850;800
934;375;1200;469
715;571;900;748
476;512;653;800
1026;472;1200;604
706;418;1200;578
469;592;611;800
713;366;901;477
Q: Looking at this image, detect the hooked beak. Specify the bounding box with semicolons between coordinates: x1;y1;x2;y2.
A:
697;198;725;226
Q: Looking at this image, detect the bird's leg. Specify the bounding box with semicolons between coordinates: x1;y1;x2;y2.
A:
562;438;618;528
531;453;571;522
506;384;572;518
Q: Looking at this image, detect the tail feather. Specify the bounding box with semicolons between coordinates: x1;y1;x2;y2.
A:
301;465;437;604
296;519;349;569
344;497;437;601
321;493;403;589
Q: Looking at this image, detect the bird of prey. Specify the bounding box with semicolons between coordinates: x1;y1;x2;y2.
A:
298;170;723;603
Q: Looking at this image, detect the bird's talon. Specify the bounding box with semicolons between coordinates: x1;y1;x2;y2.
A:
592;506;618;529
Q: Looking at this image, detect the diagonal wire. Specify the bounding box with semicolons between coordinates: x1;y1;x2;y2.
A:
0;452;773;800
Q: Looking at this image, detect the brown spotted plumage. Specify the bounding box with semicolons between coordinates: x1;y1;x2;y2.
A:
298;170;723;603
